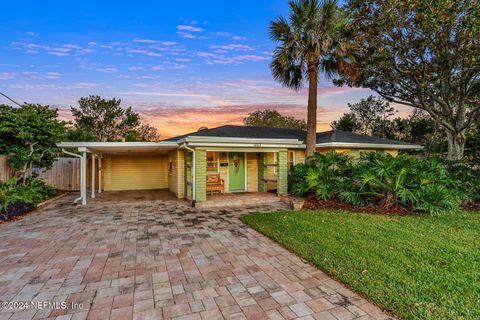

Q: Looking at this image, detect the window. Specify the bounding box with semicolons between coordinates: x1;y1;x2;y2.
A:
206;152;219;173
288;151;296;171
169;161;173;174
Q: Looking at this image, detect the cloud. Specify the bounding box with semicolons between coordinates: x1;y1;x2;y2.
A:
210;44;253;51
10;82;100;90
176;25;204;32
125;102;336;138
26;31;38;36
96;67;119;73
0;72;15;80
117;91;210;98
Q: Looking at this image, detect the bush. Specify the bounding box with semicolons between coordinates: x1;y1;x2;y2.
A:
289;152;353;200
444;158;480;202
0;177;57;219
341;153;460;214
289;151;461;214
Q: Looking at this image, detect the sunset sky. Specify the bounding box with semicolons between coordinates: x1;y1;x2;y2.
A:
0;0;411;137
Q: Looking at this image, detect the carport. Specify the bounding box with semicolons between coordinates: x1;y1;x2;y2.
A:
57;141;177;205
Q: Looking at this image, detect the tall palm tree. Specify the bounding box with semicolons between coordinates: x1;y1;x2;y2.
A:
270;0;345;163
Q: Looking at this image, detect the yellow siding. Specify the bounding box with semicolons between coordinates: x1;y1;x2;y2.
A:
294;150;305;164
247;153;258;192
385;149;399;156
105;154;168;191
168;150;185;198
265;152;277;190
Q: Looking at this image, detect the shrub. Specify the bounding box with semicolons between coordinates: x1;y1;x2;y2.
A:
289;151;461;214
444;158;480;202
289;152;353;199
340;154;460;214
0;177;57;219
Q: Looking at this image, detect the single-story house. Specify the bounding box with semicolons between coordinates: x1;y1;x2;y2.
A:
57;125;422;206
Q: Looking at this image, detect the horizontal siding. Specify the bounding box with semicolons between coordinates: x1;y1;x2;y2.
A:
247;153;258;192
108;154;168;191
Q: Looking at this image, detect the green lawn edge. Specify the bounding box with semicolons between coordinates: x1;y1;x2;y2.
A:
240;210;480;320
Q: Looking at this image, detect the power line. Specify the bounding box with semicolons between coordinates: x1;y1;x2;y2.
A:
0;91;22;107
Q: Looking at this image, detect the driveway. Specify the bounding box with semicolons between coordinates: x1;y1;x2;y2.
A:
0;195;391;320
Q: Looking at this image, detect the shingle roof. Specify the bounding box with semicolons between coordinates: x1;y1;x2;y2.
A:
163;125;306;141
164;125;417;147
315;130;413;146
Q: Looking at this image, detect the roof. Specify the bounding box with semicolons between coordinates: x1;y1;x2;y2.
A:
58;125;422;152
164;125;420;149
315;130;413;146
164;125;306;142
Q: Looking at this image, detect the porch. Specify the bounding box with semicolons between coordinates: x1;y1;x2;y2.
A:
185;149;296;206
198;191;292;209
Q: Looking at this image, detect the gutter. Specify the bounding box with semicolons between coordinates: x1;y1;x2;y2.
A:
62;149;84;204
179;143;196;207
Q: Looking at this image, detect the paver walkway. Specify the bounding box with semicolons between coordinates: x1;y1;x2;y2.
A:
0;195;392;320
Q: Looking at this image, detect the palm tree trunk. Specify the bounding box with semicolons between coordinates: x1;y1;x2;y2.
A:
305;65;319;164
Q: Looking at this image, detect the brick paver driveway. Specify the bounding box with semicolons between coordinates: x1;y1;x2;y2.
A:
0;195;391;320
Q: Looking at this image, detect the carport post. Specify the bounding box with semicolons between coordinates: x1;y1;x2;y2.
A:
91;154;96;199
98;155;102;193
81;151;87;205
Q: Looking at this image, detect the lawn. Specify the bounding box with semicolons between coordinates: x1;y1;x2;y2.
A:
241;210;480;320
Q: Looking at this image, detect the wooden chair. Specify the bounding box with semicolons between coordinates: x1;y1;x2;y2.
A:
206;174;225;195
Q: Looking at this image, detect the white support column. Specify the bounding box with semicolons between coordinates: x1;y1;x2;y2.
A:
98;155;102;193
81;152;87;205
91;154;96;199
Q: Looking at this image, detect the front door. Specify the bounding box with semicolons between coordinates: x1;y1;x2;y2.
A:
228;152;245;191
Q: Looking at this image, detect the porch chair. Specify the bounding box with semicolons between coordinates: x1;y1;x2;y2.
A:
206;173;225;195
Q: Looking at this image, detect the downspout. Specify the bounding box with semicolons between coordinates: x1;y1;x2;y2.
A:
180;143;196;207
62;149;85;205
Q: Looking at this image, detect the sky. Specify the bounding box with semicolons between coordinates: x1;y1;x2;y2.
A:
0;0;409;137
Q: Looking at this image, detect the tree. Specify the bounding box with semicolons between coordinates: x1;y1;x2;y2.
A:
0;104;66;183
331;95;396;138
270;0;346;163
71;95;141;142
243;109;307;130
124;124;160;142
337;0;480;160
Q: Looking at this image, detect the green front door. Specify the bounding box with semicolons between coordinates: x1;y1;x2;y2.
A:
228;152;245;191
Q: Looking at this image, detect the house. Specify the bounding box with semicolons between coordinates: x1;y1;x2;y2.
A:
57;125;422;206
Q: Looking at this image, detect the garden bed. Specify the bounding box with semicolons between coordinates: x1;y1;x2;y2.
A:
302;195;414;215
0;191;66;223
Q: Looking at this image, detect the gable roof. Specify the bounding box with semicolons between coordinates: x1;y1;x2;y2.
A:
165;125;419;149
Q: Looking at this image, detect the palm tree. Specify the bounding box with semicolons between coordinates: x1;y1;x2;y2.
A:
270;0;345;163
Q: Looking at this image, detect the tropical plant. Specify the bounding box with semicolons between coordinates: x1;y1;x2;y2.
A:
270;0;347;163
289;151;353;199
339;153;460;214
444;158;480;202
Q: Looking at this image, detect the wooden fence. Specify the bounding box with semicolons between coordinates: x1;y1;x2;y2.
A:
0;156;81;191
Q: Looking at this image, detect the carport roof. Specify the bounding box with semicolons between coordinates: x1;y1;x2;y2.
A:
57;141;178;154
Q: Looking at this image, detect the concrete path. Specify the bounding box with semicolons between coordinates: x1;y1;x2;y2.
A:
0;195;392;320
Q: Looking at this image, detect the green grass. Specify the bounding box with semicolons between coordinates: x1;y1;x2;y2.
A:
241;210;480;320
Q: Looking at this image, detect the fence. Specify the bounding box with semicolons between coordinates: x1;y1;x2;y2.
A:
0;156;81;191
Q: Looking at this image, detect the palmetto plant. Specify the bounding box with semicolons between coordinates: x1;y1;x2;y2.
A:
270;0;347;163
290;151;352;199
340;153;460;214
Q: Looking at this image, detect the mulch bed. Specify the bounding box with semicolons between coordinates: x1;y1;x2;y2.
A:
0;201;36;222
302;196;414;215
461;202;480;211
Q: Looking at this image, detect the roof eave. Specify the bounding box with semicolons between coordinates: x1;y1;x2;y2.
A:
315;142;423;150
